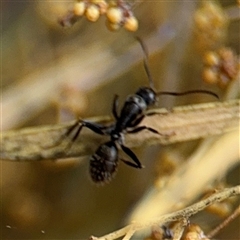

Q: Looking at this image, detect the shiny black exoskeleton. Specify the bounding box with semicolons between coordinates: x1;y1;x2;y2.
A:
89;141;118;183
89;140;142;184
64;38;219;184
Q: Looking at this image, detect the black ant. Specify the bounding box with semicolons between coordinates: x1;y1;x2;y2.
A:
63;37;219;184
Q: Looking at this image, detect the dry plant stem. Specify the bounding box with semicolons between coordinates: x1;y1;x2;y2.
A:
89;186;240;240
172;219;188;240
207;205;240;238
1;100;239;161
128;129;239;223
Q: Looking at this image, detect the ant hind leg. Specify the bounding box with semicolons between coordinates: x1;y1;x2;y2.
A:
120;144;143;168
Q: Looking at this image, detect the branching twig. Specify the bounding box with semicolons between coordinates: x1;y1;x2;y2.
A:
127;130;239;224
89;185;240;240
1;99;239;161
172;219;189;240
207;205;240;238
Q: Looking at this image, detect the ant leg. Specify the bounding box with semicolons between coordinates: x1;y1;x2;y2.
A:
120;158;142;168
127;125;175;138
45;119;109;150
62;123;83;151
130;112;169;128
80;121;108;135
129;115;145;128
66;120;107;141
63;120;109;152
65;120;109;144
120;144;143;168
44;120;81;149
129;112;167;128
65;120;82;137
127;125;161;135
112;94;119;120
71;124;83;142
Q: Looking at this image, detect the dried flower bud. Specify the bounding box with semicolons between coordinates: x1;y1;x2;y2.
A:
108;0;117;7
203;51;220;66
105;20;121;31
106;7;123;24
202;68;218;84
194;1;228;51
73;1;86;16
85;4;100;22
124;16;138;32
97;0;108;15
202;47;238;88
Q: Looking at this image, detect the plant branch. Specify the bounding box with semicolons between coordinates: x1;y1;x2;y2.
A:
1;99;239;161
89;185;240;240
207;205;240;238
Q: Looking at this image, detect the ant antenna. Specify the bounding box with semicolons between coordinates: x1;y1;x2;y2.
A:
156;90;219;99
136;37;155;89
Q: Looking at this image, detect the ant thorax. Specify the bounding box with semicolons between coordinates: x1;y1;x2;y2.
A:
126;95;148;111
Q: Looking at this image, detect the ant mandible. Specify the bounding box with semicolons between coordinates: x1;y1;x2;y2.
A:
63;37;219;184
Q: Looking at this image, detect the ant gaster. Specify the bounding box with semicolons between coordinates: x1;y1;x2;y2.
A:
64;37;219;184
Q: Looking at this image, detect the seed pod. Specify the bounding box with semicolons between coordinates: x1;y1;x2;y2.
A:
202;68;218;84
97;0;108;15
73;1;86;16
203;51;220;66
124;15;138;32
105;19;121;31
85;4;100;22
106;7;123;24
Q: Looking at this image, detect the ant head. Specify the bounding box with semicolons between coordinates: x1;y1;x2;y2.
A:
135;87;157;106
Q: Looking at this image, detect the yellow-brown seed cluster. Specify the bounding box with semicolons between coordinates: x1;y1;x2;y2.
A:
59;0;138;32
202;48;239;88
73;0;108;22
106;0;138;31
194;0;229;52
181;224;209;240
144;225;173;240
145;224;210;240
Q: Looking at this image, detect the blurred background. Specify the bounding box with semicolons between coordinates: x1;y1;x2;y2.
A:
1;0;239;239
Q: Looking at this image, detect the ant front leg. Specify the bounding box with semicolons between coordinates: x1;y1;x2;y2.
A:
45;121;82;148
120;144;143;168
45;119;109;150
128;115;145;128
66;119;110;143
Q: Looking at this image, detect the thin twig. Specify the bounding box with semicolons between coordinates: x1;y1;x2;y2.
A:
207;205;240;238
127;129;239;223
89;185;240;240
1;99;239;161
172;219;189;240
